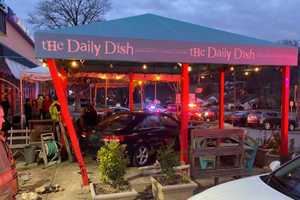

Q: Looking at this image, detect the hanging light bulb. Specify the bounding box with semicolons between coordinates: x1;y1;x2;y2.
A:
230;66;234;71
244;71;249;76
156;76;161;81
188;66;192;72
201;75;205;79
116;75;121;80
142;64;147;70
109;64;114;68
71;60;78;68
138;80;143;85
254;67;260;72
42;62;47;67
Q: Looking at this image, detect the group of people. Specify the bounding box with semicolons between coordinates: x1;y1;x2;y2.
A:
24;94;61;127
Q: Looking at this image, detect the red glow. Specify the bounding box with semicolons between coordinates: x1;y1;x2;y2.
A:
103;135;125;143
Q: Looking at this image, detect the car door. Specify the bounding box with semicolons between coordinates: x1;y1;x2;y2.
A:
134;115;164;149
159;114;180;149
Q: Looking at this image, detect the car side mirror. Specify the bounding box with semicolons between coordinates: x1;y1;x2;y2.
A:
269;161;281;171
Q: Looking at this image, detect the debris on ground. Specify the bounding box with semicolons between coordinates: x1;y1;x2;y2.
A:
35;183;64;194
20;192;41;200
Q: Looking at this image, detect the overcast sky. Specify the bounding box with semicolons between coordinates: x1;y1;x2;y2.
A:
5;0;300;42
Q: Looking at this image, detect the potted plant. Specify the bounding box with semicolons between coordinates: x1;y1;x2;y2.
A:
255;130;280;167
151;145;197;200
90;141;138;200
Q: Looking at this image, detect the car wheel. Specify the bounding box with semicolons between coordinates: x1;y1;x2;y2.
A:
289;123;295;131
264;122;271;130
133;145;150;167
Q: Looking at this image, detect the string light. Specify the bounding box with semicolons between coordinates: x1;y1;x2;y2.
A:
188;66;192;72
71;60;78;68
142;64;147;70
42;62;47;67
156;76;161;81
138;80;143;85
244;71;249;76
230;66;234;71
116;75;121;80
201;75;205;79
109;64;113;68
254;67;260;72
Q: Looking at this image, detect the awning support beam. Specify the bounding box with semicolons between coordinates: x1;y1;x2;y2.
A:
180;63;189;163
46;59;89;186
219;69;225;129
281;65;290;163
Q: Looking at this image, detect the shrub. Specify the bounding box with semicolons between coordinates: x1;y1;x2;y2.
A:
157;144;180;182
97;141;129;187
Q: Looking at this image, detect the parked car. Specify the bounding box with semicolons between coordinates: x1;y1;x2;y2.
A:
165;104;202;121
0;135;17;200
228;111;249;126
80;112;180;166
247;110;297;131
189;156;300;200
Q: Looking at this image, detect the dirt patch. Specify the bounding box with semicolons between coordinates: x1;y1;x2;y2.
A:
94;182;131;195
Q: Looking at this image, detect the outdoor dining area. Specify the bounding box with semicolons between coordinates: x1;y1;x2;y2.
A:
10;13;299;200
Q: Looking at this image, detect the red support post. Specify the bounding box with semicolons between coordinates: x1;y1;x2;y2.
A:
219;69;225;129
281;65;290;163
46;59;89;186
180;63;189;163
129;73;134;112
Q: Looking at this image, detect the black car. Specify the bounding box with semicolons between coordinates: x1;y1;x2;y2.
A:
80;112;180;166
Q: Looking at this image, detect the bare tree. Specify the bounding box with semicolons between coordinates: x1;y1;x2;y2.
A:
28;0;111;29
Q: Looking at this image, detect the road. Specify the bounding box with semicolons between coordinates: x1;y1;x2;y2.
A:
244;127;300;150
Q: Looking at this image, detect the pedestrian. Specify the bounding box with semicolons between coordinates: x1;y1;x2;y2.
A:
24;98;32;128
37;94;44;119
42;95;52;119
49;97;61;141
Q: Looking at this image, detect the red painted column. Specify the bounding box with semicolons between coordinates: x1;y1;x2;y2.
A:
129;73;134;112
219;69;225;129
47;59;89;186
180;63;189;163
281;65;290;162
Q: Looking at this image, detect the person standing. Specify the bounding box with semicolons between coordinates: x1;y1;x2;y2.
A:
24;98;32;128
42;95;52;119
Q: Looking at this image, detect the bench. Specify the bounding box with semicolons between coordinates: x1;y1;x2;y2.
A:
190;128;248;184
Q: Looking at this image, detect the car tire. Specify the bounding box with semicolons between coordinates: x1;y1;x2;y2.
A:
133;144;150;167
289;123;295;131
264;122;271;130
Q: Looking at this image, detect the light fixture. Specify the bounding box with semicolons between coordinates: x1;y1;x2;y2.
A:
177;63;182;67
116;75;121;80
138;80;143;85
188;66;192;72
156;76;161;81
71;60;78;68
244;71;249;76
42;62;47;67
230;66;234;71
201;75;205;79
254;67;260;72
100;75;107;79
109;64;114;68
142;64;147;70
58;73;62;78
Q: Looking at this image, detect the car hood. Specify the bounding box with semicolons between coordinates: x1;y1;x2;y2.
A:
189;175;291;200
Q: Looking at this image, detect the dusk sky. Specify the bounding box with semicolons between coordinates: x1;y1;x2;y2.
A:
5;0;300;42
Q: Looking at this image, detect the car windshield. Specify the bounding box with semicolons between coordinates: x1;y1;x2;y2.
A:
99;114;137;133
267;157;300;199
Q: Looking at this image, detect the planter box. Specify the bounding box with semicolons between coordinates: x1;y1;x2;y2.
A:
151;176;197;200
90;183;138;200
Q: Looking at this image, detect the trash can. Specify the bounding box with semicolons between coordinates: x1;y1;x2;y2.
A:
24;145;36;164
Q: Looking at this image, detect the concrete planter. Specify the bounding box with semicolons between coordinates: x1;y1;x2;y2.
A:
151;176;197;200
90;183;138;200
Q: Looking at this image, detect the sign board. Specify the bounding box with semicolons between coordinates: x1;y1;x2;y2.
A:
35;33;298;66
